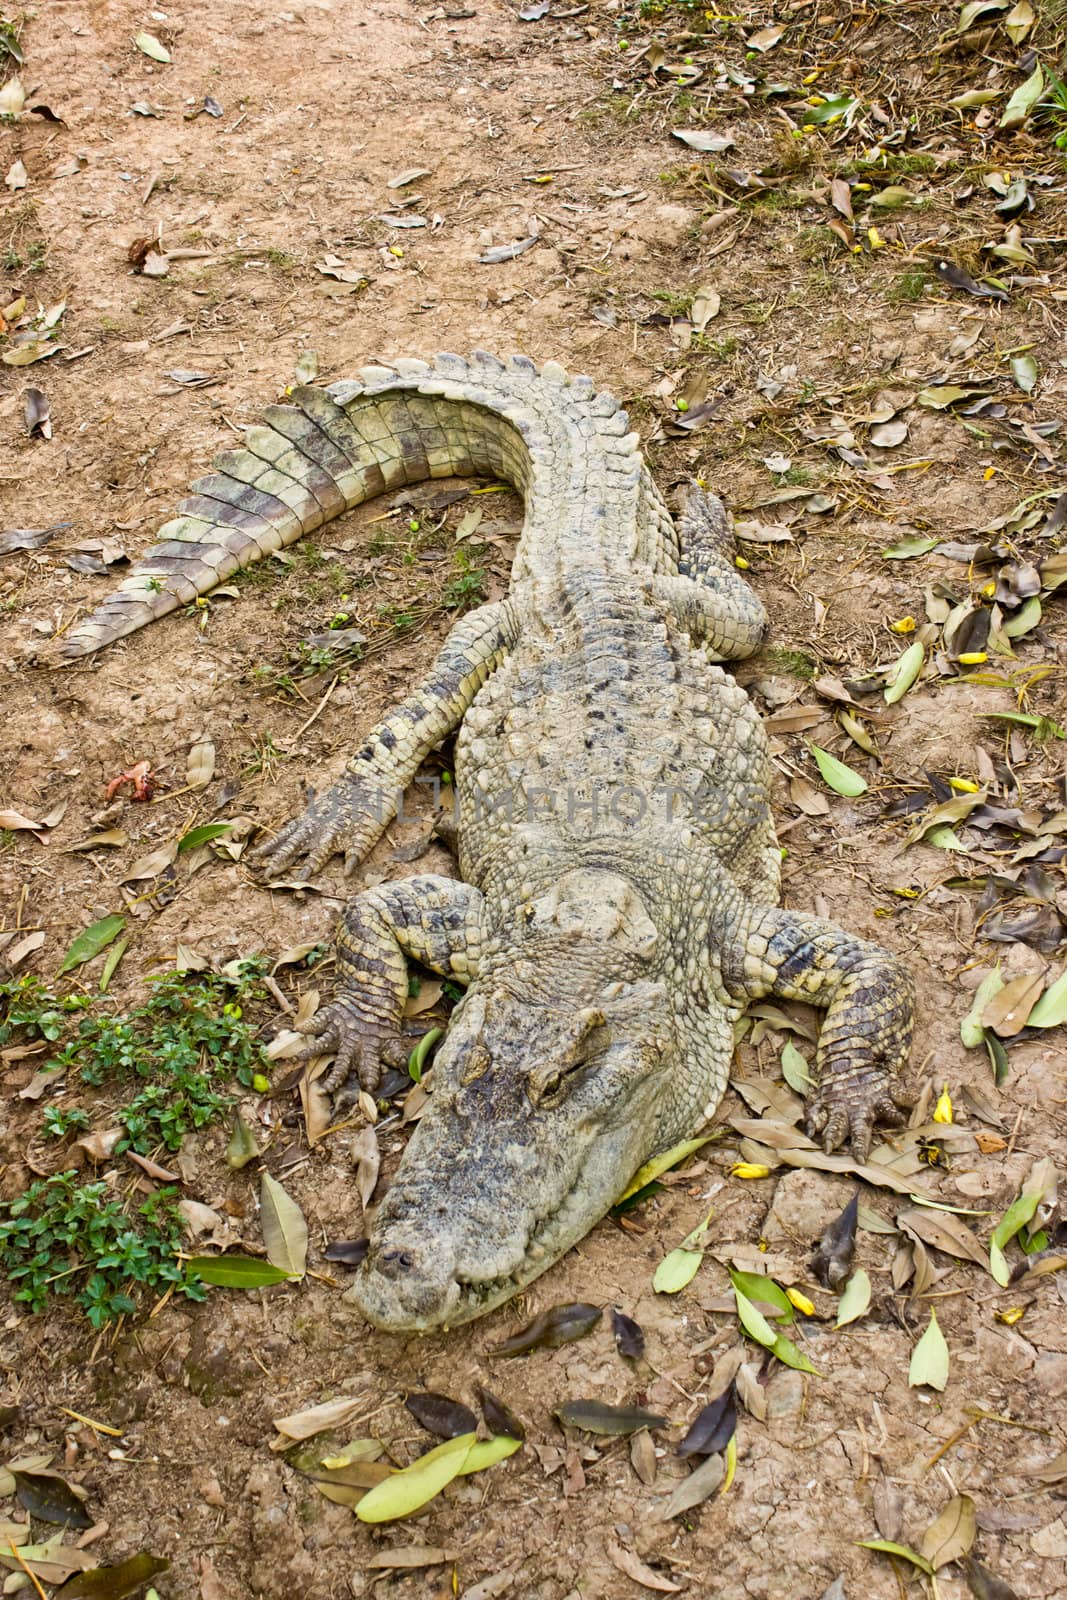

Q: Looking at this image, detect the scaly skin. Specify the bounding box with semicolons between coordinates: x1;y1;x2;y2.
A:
58;352;914;1331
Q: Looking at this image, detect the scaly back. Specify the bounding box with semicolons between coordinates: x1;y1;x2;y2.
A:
55;351;678;661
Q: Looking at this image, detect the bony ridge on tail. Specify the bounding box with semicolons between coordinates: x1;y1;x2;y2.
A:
58;351;914;1331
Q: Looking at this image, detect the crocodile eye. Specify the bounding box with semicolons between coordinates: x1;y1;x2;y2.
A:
459;1043;491;1084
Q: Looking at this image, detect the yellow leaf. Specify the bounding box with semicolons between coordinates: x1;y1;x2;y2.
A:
932;1086;953;1125
785;1287;815;1316
730;1163;771;1179
617;1136;712;1202
356;1434;475;1524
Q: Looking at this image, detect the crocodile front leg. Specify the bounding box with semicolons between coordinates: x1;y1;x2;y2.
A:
299;874;485;1107
729;906;913;1158
656;483;768;660
256;599;517;879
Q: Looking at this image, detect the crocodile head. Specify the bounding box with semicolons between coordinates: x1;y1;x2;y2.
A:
349;974;674;1331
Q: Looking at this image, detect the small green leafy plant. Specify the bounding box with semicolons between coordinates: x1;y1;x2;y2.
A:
0;1172;206;1327
2;964;271;1155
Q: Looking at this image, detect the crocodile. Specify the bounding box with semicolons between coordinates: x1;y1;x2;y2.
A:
59;351;914;1331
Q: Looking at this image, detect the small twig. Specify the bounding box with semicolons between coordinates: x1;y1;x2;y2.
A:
7;1541;48;1600
290;674;339;743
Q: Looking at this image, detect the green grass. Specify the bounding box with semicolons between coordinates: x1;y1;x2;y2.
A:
2;964;270;1156
765;646;818;680
0;1172;206;1327
0;966;276;1324
887;268;931;303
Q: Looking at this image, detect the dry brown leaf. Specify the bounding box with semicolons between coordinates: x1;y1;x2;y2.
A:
630;1429;657;1486
404;979;443;1017
299;1072;332;1146
0;808;43;830
606;1539;682;1593
920;1494;976;1569
735;1359;767;1421
186;740;216;790
898;1207;988;1268
121;843;178;882
364;1546;455;1570
5;930;45;966
982;971;1045;1037
830;177;853;219
648;1452;725;1520
352;1126;381;1210
271;1396;367;1446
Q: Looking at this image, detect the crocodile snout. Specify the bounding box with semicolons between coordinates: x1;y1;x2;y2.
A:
347;1233;461;1331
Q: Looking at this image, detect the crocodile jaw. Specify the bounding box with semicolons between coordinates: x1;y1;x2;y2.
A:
349;1120;642;1331
345;979;673;1333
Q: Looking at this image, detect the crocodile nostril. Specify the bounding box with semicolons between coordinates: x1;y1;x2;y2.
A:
380;1248;414;1271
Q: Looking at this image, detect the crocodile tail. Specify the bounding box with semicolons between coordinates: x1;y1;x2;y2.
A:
53;350;662;662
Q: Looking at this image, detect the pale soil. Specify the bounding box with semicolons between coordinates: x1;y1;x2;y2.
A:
1;2;1066;1598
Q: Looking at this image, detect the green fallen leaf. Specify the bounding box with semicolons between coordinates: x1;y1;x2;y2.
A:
59;914;127;975
355;1432;474;1523
53;1553;171;1599
1011;353;1038;393
99;935;129;993
989;1160;1054;1284
617;1135;713;1203
456;1435;522;1474
261;1171;308;1278
555;1400;668;1436
809;743;868;797
728;1269;794;1322
1026;967;1067;1028
733;1285;777;1347
869;185;916;209
982;709;1066;739
909;1308;949;1390
134;31;171;63
226;1112;260;1170
185;1255;294;1288
999;62;1043;130
769;1331;819;1374
803;94;859;126
654;1247;704;1294
856;1539;935;1575
1002;595;1041;639
780;1039;812;1092
884;639;924;705
177;822;233;852
958;0;1009;29
836;1268;871;1327
948;88;1001;108
882;535;941;559
961;967;1004;1048
917;385;973;409
408;1027;443;1082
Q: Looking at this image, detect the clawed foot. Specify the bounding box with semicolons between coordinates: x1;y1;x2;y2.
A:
297;1000;409;1107
254;775;387;881
805;1063;910;1162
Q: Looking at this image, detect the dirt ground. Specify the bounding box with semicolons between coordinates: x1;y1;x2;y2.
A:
2;0;1067;1596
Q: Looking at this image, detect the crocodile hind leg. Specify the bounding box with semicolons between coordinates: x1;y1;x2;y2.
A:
727;906;914;1158
653;484;767;660
651;572;767;660
298;874;485;1106
256;599;517;879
